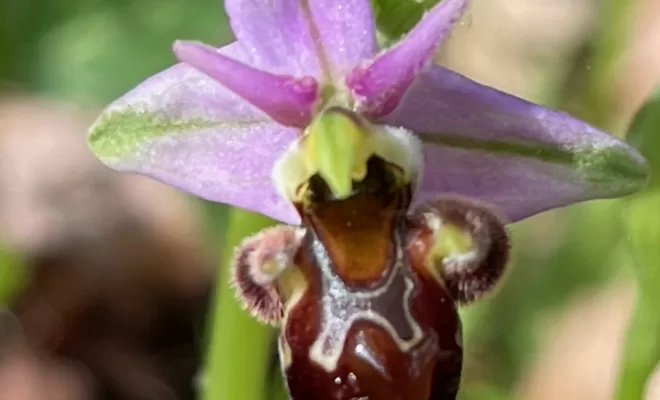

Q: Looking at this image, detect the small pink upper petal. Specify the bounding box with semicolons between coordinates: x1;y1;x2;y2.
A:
346;0;467;117
173;40;318;128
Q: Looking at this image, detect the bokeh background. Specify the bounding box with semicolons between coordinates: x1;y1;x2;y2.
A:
1;0;659;399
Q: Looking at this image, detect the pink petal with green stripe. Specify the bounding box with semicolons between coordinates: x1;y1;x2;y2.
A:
383;66;648;221
88;44;301;224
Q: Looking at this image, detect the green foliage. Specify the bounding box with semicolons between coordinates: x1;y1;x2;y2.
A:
0;247;25;305
568;0;639;129
616;88;660;400
627;88;660;189
35;0;231;103
204;208;276;400
371;0;440;43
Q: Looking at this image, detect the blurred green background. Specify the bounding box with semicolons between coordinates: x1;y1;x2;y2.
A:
1;0;659;399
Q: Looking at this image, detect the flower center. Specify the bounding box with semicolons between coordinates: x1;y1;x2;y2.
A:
271;107;423;207
318;82;355;114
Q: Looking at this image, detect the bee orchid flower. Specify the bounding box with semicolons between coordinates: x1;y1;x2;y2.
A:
87;0;648;398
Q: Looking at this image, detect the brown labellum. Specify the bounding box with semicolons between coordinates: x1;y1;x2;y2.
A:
409;195;510;305
232;157;510;400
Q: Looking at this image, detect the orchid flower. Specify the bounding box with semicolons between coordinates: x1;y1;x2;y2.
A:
87;0;648;398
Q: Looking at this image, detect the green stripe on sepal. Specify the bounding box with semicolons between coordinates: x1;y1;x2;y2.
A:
88;109;266;161
626;87;660;189
419;133;649;195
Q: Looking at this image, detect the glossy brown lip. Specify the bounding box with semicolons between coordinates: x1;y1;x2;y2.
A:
279;156;462;399
281;183;463;399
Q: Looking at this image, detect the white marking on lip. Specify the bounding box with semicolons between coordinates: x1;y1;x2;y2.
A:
354;342;386;377
308;232;424;372
279;334;293;369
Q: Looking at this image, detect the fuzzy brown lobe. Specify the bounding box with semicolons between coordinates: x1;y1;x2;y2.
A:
231;237;284;325
231;225;304;325
411;195;510;304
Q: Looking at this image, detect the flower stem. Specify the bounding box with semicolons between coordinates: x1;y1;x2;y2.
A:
615;85;660;399
270;368;290;400
617;193;660;400
616;297;660;399
203;208;276;400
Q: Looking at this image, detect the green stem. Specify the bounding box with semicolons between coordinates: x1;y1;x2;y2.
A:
203;208;276;400
616;297;660;399
269;368;290;400
617;193;660;400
